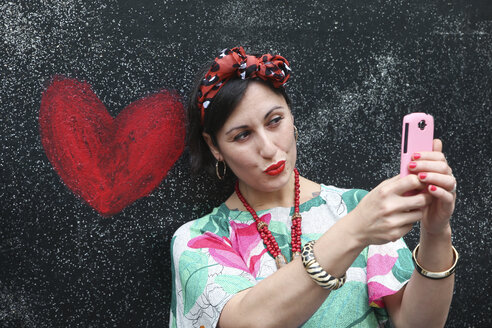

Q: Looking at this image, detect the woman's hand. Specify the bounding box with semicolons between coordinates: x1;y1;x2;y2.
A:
407;139;456;235
349;139;456;247
349;174;432;246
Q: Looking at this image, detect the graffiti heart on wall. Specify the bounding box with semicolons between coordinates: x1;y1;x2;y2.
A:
39;76;186;216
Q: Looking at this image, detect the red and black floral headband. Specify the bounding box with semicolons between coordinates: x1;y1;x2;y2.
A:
197;46;291;124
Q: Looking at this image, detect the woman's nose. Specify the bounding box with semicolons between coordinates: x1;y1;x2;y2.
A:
257;131;276;159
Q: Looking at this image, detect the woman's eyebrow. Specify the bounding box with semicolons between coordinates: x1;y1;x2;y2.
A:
264;106;283;120
225;125;248;135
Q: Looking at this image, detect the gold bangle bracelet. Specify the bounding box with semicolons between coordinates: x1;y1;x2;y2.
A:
412;243;459;279
301;240;346;290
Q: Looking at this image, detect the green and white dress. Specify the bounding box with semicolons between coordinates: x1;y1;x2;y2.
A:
170;185;414;327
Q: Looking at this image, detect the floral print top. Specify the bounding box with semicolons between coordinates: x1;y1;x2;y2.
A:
170;185;414;327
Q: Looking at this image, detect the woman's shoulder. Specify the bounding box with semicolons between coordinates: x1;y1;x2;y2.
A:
317;183;369;212
300;176;367;197
299;175;369;209
172;203;231;240
319;184;368;197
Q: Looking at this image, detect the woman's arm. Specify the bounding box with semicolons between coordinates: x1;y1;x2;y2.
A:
385;139;457;327
385;228;454;328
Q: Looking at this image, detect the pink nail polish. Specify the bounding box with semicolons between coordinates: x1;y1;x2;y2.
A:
418;172;427;180
413;153;421;160
409;162;417;169
430;185;437;191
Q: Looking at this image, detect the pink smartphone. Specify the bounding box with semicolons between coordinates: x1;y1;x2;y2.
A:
400;112;434;177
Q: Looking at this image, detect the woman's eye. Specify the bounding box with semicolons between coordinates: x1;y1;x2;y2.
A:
269;116;283;126
233;131;250;141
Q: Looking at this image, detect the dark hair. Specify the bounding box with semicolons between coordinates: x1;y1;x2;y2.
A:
187;63;292;178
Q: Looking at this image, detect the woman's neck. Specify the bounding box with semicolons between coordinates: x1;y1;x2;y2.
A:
241;174;296;211
226;174;321;212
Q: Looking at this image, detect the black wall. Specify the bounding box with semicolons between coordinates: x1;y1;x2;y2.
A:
1;0;491;327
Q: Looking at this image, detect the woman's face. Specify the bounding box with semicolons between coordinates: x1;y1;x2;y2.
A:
204;81;297;193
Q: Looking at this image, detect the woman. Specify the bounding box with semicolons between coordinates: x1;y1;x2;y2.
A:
170;47;458;327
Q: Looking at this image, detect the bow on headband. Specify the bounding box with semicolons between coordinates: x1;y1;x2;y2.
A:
197;46;291;124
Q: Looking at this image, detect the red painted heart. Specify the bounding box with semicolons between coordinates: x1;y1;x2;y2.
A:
39;76;186;216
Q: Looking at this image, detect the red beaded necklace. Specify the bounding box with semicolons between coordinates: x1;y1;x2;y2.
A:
235;168;302;269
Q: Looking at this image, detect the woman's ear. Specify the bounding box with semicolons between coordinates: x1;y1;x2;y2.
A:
202;132;222;161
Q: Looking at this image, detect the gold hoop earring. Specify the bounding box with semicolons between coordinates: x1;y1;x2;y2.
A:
216;160;227;180
294;125;299;142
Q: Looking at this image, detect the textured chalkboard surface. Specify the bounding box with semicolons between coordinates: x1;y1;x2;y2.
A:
1;0;491;326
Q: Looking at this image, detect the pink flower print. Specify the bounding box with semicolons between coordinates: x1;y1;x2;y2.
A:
187;214;272;278
367;254;398;281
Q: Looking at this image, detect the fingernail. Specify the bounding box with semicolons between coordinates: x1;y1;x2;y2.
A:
430;185;437;191
409;162;417;169
418;172;427;180
413;153;421;160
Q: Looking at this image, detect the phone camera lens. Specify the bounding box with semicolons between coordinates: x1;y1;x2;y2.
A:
418;120;427;130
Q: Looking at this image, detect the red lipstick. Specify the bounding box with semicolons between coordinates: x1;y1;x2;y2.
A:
264;160;286;176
